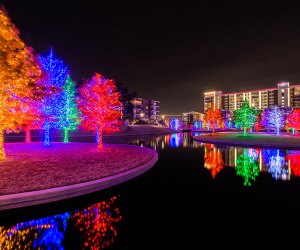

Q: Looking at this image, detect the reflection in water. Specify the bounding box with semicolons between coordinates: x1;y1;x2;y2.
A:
287;151;300;176
169;133;183;148
0;196;121;250
262;149;289;180
204;144;224;178
235;148;260;187
0;212;70;249
127;133;300;185
71;196;122;250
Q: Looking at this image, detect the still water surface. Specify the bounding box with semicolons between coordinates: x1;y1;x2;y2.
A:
1;132;300;249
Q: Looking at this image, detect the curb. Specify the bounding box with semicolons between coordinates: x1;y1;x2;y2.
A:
0;149;158;211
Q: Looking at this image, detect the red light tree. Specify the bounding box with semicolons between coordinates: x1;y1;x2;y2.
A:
78;73;123;149
286;108;300;135
204;105;223;135
254;112;262;132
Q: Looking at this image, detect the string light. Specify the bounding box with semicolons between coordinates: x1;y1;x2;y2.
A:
38;48;69;145
265;106;285;135
233;100;257;136
77;73;123;150
286;108;300;135
0;8;42;158
204;104;223;134
60;75;80;143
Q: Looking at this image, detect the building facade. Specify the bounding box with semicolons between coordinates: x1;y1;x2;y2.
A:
132;98;160;123
182;111;204;126
204;82;300;112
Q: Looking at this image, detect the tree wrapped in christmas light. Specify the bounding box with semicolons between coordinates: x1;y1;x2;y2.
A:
235;148;260;187
169;118;182;131
38;48;69;145
78;73;123;150
264;106;285;135
233;100;257;136
286;108;300;135
60;75;80;142
0;8;42;158
254;112;262;132
204;105;223;134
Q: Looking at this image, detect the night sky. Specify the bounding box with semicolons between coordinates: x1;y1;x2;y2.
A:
2;1;300;114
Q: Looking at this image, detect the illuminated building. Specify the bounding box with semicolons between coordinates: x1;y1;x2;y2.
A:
204;82;300;112
182;111;204;126
203;91;222;111
132;98;160;123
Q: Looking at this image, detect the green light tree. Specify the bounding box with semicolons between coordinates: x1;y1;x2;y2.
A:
235;148;260;187
60;75;80;142
234;100;257;136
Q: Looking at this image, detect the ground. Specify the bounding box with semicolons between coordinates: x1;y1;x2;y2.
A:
193;132;300;149
0;142;154;195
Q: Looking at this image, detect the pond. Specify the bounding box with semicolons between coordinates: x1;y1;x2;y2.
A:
1;132;300;249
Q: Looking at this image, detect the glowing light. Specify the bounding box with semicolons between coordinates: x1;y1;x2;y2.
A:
264;106;285;135
0;212;70;249
0;8;42;158
233;100;257;136
262;149;289;180
203;105;223;134
169;133;182;148
60;75;80;143
169;118;182;131
38;48;69;145
235;148;260;186
286;151;300;176
204;144;224;178
286;108;300;135
71;196;122;249
77;73;123;150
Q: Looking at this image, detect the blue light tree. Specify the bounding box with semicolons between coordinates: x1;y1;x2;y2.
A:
265;106;285;135
169;118;182;131
38;48;69;145
0;212;70;249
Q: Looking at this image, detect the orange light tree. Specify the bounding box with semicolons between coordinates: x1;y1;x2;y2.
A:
286;108;300;135
204;144;224;178
204;105;223;134
77;73;123;150
0;8;42;158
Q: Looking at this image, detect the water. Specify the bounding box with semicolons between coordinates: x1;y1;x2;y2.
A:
1;132;300;249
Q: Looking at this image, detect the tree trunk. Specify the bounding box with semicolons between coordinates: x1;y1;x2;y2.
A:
0;129;5;159
296;128;299;135
276;126;280;135
44;126;50;146
97;127;103;150
25;129;31;143
212;126;215;135
64;129;69;143
243;127;247;136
